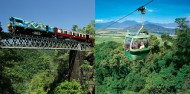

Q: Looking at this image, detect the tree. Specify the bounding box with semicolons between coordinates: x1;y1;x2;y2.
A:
149;35;160;54
95;18;190;94
83;21;95;36
53;80;84;94
174;18;190;67
72;25;78;31
175;18;189;32
140;28;149;35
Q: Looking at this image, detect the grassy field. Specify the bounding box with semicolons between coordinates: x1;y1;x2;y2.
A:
95;32;126;44
95;31;164;45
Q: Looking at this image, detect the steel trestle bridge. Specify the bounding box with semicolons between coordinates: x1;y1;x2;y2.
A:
0;32;93;51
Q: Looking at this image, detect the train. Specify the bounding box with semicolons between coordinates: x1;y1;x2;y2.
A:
0;22;2;32
7;17;94;43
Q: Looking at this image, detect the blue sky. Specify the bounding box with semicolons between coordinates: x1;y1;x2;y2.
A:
0;0;94;31
96;0;190;24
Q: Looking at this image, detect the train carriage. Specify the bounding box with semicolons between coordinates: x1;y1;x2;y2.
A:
7;17;94;43
54;27;94;43
8;17;54;37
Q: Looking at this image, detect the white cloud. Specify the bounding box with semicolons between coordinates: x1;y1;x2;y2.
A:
148;9;153;12
95;19;104;23
95;19;115;23
187;16;190;21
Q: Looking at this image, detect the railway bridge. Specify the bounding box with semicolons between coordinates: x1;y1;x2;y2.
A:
0;32;94;81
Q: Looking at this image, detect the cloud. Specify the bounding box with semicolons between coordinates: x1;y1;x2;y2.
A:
187;16;190;21
95;19;114;23
148;9;153;12
96;15;130;23
95;19;104;23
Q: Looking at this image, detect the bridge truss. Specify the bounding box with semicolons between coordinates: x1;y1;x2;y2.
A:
0;33;93;51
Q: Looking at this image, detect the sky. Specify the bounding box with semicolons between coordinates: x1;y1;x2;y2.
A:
96;0;190;24
0;0;94;32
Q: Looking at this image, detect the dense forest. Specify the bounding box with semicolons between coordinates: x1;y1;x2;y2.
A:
0;22;95;94
95;18;190;94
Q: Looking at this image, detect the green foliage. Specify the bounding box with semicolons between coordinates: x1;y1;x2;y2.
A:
175;18;189;31
0;49;69;94
27;72;48;94
149;34;160;53
72;24;78;31
174;18;190;67
81;21;95;36
53;80;84;94
96;18;190;94
140;28;149;35
0;23;93;93
95;41;130;94
86;21;95;36
73;21;95;37
161;33;173;41
80;60;94;93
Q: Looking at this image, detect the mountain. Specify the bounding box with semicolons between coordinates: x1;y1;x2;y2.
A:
96;20;176;34
144;21;177;29
124;23;175;34
95;20;138;29
95;21;119;29
121;20;138;26
96;20;177;29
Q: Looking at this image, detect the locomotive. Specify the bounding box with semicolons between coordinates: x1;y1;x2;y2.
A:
7;17;94;43
0;22;2;32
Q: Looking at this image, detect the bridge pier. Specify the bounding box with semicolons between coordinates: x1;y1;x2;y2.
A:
68;50;84;82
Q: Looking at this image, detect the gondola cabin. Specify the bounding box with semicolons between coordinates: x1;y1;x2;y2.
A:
124;33;150;60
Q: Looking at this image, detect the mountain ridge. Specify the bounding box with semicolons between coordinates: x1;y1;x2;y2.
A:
96;20;176;34
96;20;177;29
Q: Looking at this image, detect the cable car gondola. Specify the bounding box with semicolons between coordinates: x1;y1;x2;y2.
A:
124;6;150;60
99;0;153;60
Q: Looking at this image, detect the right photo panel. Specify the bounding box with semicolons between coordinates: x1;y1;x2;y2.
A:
95;0;190;93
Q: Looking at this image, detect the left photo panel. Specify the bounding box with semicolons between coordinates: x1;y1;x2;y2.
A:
0;0;95;93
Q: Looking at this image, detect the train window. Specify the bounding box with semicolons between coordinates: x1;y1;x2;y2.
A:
15;19;23;23
46;25;48;31
61;29;63;33
10;17;14;21
86;35;89;39
68;31;71;34
64;30;67;34
72;32;76;36
76;33;79;36
83;34;86;38
58;29;61;33
79;34;83;37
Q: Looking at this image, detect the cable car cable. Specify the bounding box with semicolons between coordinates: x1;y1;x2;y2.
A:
100;0;153;30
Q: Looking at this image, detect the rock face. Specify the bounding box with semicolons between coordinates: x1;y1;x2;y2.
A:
68;50;95;94
85;52;94;65
69;50;83;81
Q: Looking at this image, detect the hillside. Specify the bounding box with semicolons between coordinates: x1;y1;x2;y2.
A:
95;18;190;94
96;20;176;34
124;23;175;34
96;20;138;29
